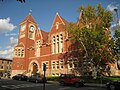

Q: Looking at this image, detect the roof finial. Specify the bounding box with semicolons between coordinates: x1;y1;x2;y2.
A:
29;9;32;15
56;11;59;15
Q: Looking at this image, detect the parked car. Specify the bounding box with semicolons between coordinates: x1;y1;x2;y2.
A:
106;80;120;90
12;74;28;81
27;74;47;83
59;74;84;87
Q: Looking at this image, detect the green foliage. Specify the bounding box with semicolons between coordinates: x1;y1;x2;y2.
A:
81;76;120;84
114;29;120;47
46;76;120;84
46;76;59;81
63;4;115;76
79;4;113;30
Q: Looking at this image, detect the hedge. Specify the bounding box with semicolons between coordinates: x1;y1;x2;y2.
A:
46;76;120;84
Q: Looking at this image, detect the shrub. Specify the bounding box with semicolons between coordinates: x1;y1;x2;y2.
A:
46;76;59;81
81;76;120;84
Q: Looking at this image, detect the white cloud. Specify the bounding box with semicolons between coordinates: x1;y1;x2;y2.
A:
0;17;17;34
0;48;14;59
9;37;18;47
5;33;17;36
107;2;119;13
0;37;18;59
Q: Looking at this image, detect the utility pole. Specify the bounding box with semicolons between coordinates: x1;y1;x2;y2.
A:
43;63;46;90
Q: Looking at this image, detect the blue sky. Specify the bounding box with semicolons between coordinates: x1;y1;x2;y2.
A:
0;0;120;59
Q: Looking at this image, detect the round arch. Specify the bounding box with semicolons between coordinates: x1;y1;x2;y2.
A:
28;60;40;75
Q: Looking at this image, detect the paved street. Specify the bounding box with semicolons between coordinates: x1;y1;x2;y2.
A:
0;79;107;90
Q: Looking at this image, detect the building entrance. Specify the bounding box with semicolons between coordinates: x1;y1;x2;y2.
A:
32;63;38;74
28;61;40;76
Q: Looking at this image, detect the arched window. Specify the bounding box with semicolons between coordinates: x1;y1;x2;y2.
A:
52;33;64;54
60;34;64;53
29;31;34;39
52;36;56;54
35;40;41;57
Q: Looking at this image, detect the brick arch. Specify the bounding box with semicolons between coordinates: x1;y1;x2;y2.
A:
28;60;40;75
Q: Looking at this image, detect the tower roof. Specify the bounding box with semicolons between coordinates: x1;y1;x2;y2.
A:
21;14;37;24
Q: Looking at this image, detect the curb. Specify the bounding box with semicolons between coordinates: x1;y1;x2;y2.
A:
47;81;106;88
85;83;106;88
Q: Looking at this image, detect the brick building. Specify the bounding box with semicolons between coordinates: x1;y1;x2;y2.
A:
12;11;120;77
0;58;12;77
12;12;76;76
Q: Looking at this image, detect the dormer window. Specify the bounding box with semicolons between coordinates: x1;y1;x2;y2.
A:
56;22;59;29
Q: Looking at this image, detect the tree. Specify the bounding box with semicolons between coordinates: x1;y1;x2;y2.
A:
61;4;116;76
114;28;120;69
0;0;25;3
16;0;25;3
114;29;120;53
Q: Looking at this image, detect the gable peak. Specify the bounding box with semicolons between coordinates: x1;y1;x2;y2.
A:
21;12;37;24
56;11;59;15
79;10;83;20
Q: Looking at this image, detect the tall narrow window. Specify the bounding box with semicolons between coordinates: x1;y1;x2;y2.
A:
52;61;55;69
57;42;59;53
56;35;59;53
60;60;64;69
56;22;59;29
60;34;64;53
53;43;56;54
52;36;56;54
29;31;34;39
21;49;24;57
56;61;59;69
36;40;41;57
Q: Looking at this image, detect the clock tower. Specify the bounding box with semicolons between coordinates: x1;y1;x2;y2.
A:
12;13;38;76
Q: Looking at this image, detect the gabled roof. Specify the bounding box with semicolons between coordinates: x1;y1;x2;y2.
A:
15;43;24;47
76;11;83;25
60;16;69;25
49;12;68;35
53;12;68;25
20;14;37;24
36;28;49;44
41;30;49;41
0;58;12;61
41;30;49;44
